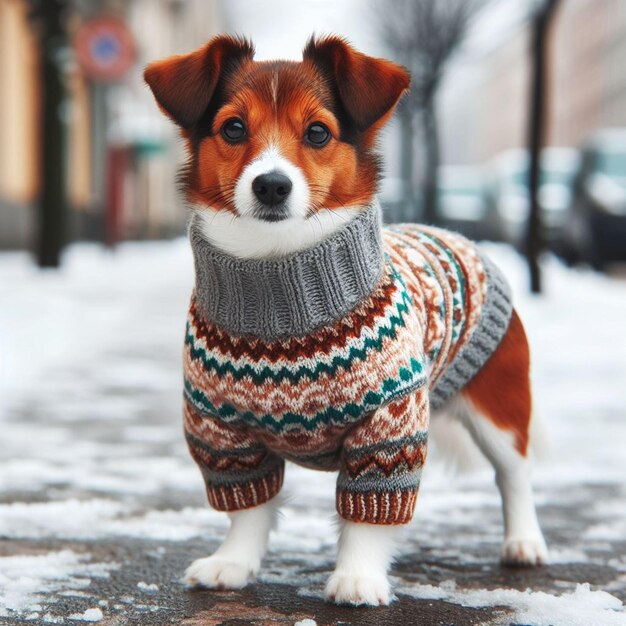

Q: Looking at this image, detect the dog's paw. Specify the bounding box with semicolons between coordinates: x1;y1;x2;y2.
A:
184;556;255;590
501;537;548;567
325;570;391;606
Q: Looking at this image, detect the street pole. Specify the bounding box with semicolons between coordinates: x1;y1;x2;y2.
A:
36;0;69;268
526;0;560;293
89;82;109;244
399;104;415;222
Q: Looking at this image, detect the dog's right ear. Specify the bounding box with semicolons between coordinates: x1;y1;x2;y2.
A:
144;35;254;129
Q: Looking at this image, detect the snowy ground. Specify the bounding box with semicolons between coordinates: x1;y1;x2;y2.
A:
0;237;625;625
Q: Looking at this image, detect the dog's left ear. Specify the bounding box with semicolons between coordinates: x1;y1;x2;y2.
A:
144;35;255;128
303;36;410;132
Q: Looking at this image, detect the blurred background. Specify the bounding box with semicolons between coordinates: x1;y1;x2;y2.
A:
2;0;626;283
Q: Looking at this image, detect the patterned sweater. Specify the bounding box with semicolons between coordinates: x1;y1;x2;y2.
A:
183;204;512;525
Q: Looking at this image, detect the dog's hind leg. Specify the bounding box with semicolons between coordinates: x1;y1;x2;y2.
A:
184;495;280;589
457;310;548;565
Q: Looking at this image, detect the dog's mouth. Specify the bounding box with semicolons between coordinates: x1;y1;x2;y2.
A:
251;204;290;223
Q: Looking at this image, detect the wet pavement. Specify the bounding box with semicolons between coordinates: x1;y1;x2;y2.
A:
0;537;502;625
1;510;625;625
2;464;626;626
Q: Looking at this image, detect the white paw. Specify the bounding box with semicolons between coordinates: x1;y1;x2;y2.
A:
501;537;548;566
325;570;391;606
184;556;255;590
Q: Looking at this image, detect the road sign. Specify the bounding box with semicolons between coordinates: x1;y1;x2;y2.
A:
75;16;135;83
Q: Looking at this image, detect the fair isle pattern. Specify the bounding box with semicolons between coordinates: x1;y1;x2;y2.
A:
336;391;429;524
383;226;486;392
183;223;512;524
184;399;285;511
184;264;426;436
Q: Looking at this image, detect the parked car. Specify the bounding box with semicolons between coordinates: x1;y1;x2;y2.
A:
558;129;626;269
487;148;580;249
436;166;497;240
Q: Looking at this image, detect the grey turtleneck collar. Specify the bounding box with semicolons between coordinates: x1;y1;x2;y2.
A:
190;204;384;340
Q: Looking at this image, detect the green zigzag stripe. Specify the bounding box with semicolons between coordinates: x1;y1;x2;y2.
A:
184;357;426;433
186;276;414;385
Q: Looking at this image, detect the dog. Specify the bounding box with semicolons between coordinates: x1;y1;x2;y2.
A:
144;34;548;607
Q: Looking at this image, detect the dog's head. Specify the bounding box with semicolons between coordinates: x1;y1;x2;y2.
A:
145;35;409;253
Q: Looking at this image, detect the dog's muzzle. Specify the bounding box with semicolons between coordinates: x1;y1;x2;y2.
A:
252;170;292;221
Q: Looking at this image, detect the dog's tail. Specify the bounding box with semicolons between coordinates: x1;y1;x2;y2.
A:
429;397;550;474
428;406;486;473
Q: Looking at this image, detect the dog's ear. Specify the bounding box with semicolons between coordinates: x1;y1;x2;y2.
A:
144;35;254;128
303;36;410;132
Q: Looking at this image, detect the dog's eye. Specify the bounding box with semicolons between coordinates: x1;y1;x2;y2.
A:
221;118;247;143
305;123;331;147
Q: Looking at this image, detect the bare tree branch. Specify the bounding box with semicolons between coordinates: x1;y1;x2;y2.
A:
378;0;483;110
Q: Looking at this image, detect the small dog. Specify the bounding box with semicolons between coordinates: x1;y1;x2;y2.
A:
145;35;547;606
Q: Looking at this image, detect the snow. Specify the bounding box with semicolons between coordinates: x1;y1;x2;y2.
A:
0;498;227;541
293;620;318;626
68;608;104;622
584;500;626;541
399;580;626;626
137;581;159;594
1;238;626;622
0;550;116;620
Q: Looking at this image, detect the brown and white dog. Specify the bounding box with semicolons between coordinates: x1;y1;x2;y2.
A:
145;35;547;606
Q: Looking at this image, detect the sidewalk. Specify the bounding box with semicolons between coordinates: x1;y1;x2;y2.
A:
1;239;625;625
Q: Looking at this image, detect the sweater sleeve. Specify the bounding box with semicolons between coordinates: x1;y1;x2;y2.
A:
336;387;429;525
183;398;284;512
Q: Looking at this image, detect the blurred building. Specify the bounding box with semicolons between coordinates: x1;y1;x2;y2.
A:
439;0;626;165
0;0;222;249
552;0;626;146
0;0;40;248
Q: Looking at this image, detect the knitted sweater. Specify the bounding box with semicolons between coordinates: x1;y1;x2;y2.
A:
183;204;512;524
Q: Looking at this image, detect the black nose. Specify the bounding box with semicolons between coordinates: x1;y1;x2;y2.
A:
252;171;292;206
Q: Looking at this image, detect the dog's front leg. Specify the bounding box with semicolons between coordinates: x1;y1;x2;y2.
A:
326;520;402;606
185;496;280;589
326;390;429;606
183;402;284;590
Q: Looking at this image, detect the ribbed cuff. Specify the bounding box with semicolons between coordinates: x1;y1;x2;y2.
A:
205;464;284;512
336;488;417;525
